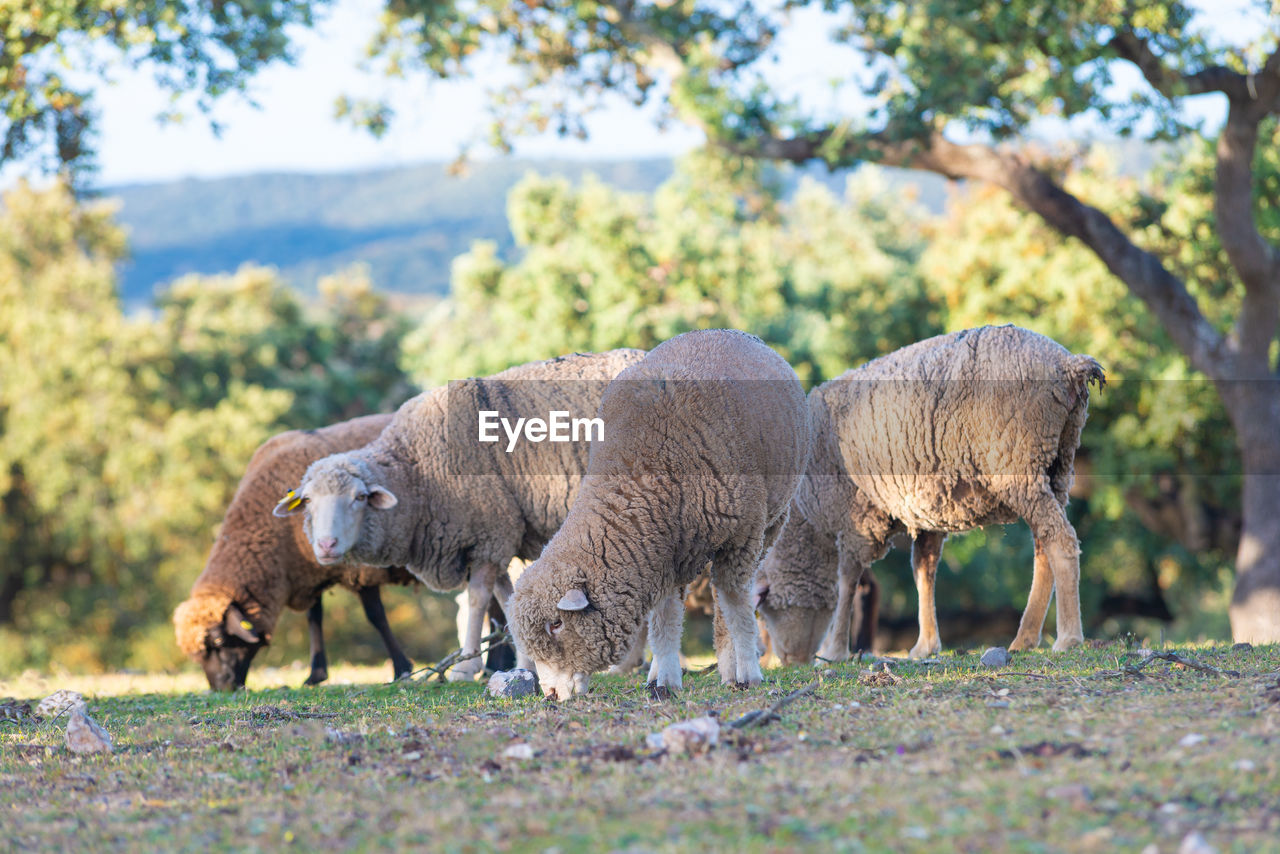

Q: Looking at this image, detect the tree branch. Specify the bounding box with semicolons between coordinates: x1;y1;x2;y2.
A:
1108;30;1254;100
737;128;1229;378
1215;49;1280;368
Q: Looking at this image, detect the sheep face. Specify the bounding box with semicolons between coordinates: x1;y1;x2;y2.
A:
200;603;267;691
509;562;624;701
755;585;833;665
276;457;397;565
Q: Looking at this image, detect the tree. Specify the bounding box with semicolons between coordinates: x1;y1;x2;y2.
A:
0;182;416;672
370;1;1280;641
403;153;938;385
1;1;323;179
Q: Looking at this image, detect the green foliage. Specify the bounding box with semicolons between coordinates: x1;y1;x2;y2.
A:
0;182;411;674
404;153;940;387
1;1;324;178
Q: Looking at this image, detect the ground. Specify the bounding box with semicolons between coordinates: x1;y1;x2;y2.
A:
2;643;1279;853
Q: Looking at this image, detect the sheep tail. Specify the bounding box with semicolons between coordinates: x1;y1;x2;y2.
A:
1070;354;1106;392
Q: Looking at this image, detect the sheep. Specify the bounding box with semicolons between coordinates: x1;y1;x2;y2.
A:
275;349;646;682
753;500;881;664
173;414;418;692
759;324;1103;661
507;329;811;700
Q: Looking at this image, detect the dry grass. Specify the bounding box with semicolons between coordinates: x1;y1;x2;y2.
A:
3;643;1279;852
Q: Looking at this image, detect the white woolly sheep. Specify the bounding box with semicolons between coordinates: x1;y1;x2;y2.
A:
762;325;1103;661
276;350;645;681
508;329;811;700
173;414;417;691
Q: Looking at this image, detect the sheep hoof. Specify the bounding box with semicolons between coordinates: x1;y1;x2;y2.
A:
1051;634;1084;652
303;671;328;687
646;681;677;701
1008;635;1039;652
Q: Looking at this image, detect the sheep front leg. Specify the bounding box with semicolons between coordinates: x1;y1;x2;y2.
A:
646;592;684;696
816;549;862;663
908;531;946;659
493;568;534;671
303;599;329;686
448;562;499;682
1009;536;1054;651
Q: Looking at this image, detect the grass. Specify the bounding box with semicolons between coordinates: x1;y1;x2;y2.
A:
3;643;1279;853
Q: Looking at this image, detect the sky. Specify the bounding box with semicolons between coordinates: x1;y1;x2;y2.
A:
72;0;1266;187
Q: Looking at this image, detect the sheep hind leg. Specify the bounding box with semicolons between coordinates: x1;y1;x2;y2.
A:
448;562;499;682
908;531;946;659
1009;536;1054;651
712;553;765;688
1020;494;1085;652
646;592;685;697
357;585;413;681
303;599;329;686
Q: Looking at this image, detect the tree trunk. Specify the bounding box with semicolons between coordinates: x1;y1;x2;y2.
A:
1223;381;1280;643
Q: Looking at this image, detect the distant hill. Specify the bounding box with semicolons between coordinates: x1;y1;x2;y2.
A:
103;159;679;304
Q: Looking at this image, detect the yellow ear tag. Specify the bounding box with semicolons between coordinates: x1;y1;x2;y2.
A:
279;490;304;511
240;620;253;631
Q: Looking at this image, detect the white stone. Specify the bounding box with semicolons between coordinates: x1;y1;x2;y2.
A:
654;715;720;755
488;669;538;699
65;708;113;755
502;743;536;760
37;690;86;719
980;647;1011;667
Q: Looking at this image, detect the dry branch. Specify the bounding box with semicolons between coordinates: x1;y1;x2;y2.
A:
411;630;514;682
727;679;819;729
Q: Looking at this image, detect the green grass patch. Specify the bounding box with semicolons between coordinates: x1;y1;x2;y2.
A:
3;644;1279;852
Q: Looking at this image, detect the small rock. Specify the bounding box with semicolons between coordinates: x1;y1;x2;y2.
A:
980;647;1011;668
37;690;86;719
1178;733;1206;747
1046;783;1093;805
985;700;1011;709
644;732;666;751
1159;802;1182;815
501;743;535;760
988;724;1007;736
1231;758;1256;772
401;751;422;761
65;708;113;755
1231;642;1252;653
325;727;362;746
653;715;720;756
487;669;538;699
1178;832;1218;854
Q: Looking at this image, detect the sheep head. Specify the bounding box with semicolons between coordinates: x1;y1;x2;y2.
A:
274;453;397;566
173;594;269;692
508;559;633;701
754;577;834;665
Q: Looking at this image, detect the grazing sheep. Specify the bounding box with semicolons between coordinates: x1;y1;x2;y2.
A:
276;350;645;682
754;501;881;665
173;414;418;692
508;329;811;700
762;325;1103;661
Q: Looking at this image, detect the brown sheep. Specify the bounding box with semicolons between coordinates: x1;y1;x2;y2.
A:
173;414;417;691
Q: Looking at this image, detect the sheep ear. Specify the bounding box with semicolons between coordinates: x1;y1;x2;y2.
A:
753;582;769;610
273;489;305;518
224;604;262;644
557;589;590;611
368;486;398;510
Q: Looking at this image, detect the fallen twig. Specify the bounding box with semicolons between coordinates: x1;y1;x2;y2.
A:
411;630;514;682
727;680;819;730
1143;650;1239;679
